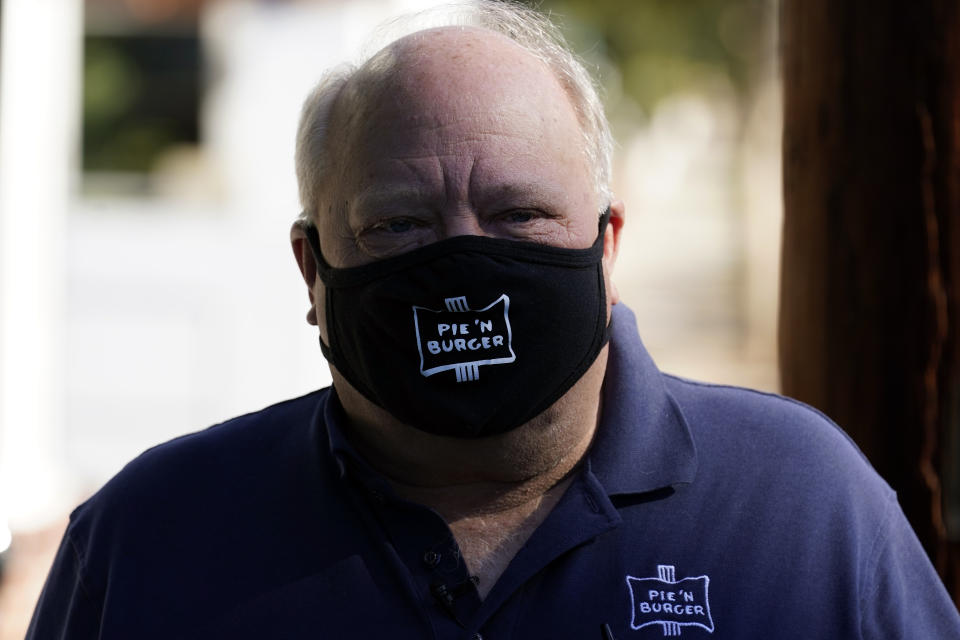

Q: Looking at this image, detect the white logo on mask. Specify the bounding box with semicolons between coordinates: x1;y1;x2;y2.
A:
413;294;516;382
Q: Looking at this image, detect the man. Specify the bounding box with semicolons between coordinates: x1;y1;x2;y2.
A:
27;2;960;638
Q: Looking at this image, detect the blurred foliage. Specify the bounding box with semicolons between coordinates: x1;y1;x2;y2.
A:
82;34;200;174
524;0;772;116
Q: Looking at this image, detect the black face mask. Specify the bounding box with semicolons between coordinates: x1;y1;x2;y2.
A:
304;211;610;438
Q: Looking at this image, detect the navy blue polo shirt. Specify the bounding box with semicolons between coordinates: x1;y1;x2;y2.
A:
27;304;960;639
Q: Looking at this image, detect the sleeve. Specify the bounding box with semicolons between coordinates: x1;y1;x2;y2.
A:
859;495;960;639
25;527;102;640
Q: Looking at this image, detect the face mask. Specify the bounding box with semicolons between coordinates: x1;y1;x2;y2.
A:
304;211;610;438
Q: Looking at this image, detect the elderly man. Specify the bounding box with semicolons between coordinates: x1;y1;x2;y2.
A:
28;2;960;639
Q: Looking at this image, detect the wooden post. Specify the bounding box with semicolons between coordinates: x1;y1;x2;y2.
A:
780;0;960;600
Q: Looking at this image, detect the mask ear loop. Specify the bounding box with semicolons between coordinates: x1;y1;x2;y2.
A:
597;206;614;344
300;221;341;363
597;206;611;234
301;220;335;277
300;221;391;406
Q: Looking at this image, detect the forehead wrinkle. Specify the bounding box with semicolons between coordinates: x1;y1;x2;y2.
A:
383;137;538;162
449;152;476;210
354;185;429;208
351;183;432;216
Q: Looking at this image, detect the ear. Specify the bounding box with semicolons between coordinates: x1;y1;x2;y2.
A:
603;199;625;306
290;220;319;326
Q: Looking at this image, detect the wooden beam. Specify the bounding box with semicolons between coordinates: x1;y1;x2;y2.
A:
780;0;960;601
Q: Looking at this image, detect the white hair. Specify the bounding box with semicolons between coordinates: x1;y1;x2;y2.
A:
295;0;613;219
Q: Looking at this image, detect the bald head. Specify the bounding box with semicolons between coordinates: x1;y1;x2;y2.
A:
317;27;592;220
332;26;578;134
295;2;613;221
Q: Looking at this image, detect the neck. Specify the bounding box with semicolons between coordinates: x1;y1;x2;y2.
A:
331;348;607;513
332;349;607;597
384;430;590;521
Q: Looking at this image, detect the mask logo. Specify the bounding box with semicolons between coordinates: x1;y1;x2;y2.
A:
626;565;714;636
413;294;516;382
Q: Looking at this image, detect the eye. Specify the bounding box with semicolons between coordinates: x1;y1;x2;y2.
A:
355;214;435;257
371;217;419;233
504;210;535;224
387;219;414;232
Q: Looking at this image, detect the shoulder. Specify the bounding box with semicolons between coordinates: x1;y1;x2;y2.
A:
666;374;854;440
85;389;328;504
33;388;366;634
666;375;876;474
663;374;895;526
65;389;332;570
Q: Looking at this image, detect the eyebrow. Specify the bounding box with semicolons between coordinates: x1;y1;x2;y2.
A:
354;186;430;212
477;181;556;204
352;180;566;214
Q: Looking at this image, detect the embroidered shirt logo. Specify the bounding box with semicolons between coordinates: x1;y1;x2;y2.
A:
413;294;516;381
626;565;714;636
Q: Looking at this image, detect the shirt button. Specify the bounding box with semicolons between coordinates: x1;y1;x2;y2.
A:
422;551;441;568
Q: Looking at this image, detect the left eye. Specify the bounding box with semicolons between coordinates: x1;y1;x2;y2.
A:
506;210;533;223
384;219;415;233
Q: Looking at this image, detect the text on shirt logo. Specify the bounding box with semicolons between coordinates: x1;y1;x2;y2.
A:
626;565;714;636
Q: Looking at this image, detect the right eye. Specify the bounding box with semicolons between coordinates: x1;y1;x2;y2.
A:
355;216;435;259
382;218;416;233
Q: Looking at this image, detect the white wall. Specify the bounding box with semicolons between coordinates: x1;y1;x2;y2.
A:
1;0;466;535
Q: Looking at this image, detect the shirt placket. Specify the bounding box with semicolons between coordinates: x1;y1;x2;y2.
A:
465;465;623;637
346;469;485;639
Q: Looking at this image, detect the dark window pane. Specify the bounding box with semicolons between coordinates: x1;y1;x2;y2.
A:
82;33;200;174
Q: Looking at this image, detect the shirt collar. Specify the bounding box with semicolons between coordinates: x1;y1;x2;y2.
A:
323;389;388;482
322;302;698;496
324;388;353;475
588;303;698;495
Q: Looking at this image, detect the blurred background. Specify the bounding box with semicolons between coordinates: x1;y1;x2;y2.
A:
0;0;781;635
